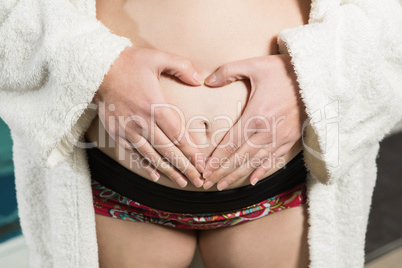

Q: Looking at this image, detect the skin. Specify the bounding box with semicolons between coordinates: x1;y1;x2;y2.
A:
95;205;309;268
93;46;206;188
91;0;312;267
93;51;310;268
89;0;309;191
202;54;307;191
95;214;197;268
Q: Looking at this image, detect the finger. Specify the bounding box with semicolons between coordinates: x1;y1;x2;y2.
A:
159;53;204;85
203;112;271;179
204;59;256;87
203;132;269;189
117;138;161;182
127;135;189;188
248;143;294;185
213;149;270;191
151;126;204;188
272;142;295;159
154;105;206;172
249;154;276;186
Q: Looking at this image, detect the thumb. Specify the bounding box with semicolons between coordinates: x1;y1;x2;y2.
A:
160;53;204;86
204;60;253;87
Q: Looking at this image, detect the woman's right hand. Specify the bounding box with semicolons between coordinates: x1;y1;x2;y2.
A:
92;47;205;188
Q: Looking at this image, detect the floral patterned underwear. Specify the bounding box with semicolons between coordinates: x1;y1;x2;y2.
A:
92;179;307;230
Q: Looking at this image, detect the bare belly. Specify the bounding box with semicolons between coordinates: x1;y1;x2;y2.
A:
86;0;311;191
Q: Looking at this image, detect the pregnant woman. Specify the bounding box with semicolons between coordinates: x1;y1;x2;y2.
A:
86;0;311;267
1;0;401;267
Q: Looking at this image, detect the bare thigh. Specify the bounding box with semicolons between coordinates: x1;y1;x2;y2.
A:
95;214;197;268
198;205;310;268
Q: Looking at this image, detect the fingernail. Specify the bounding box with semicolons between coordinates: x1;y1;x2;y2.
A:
203;180;214;190
205;74;216;85
177;177;188;188
217;181;229;191
194;178;204;188
193;72;204;85
150;171;160;182
251;177;259;186
203;170;212;179
196;163;205;173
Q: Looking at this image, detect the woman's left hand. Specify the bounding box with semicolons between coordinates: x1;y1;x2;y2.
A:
202;54;307;190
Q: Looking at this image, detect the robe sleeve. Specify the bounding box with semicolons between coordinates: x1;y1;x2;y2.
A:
0;0;132;168
277;0;402;184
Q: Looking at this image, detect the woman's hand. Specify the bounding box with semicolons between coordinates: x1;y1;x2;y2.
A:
202;54;307;190
92;46;206;188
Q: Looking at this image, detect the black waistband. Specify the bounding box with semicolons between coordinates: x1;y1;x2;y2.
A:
86;146;307;213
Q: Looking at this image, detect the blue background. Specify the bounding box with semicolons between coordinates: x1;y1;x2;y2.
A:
0;118;20;243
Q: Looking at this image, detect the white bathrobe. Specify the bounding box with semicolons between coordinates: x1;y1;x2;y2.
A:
1;0;401;267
